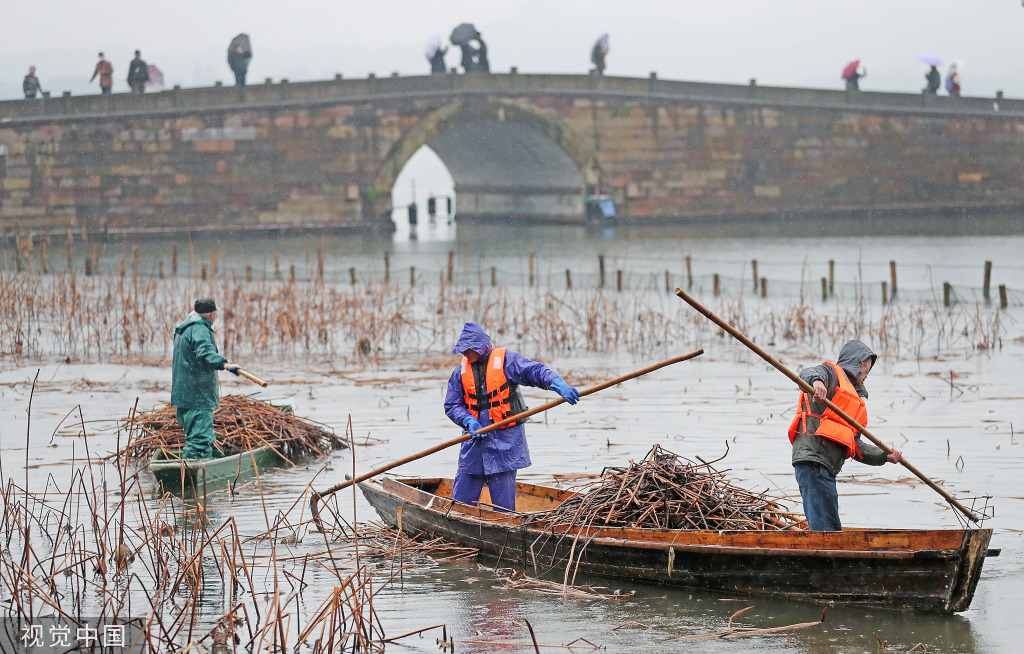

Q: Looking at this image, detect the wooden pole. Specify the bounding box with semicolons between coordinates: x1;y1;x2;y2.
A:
889;260;897;300
943;282;951;307
881;281;888;306
274;250;280;279
751;259;758;294
828;259;835;297
529;253;535;287
410;266;416;287
674;287;981;524
598;254;605;288
447;251;455;284
349;266;356;285
665;270;671;294
566;269;572;290
713;273;720;297
309;349;706;526
983;261;992;302
760;277;767;298
999;284;1008;309
491;266;497;287
616;269;623;292
384;252;390;284
234;368;268;387
821;277;827;302
686;255;693;289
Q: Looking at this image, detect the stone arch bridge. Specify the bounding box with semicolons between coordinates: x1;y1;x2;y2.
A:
2;72;1023;237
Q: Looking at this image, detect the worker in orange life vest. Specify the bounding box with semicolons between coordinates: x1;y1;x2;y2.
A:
789;340;903;531
444;322;580;511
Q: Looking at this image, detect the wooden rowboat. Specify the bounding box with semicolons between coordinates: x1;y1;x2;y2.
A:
149;445;282;493
359;476;995;612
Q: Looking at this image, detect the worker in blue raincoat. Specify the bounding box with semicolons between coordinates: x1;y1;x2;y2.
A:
444;322;580;511
170;298;240;459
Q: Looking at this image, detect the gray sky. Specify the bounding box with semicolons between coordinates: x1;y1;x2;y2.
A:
5;1;1024;100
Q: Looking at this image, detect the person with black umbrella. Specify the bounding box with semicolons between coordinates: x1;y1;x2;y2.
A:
228;34;253;87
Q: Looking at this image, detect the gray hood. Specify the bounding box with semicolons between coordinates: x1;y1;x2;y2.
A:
835;340;876;384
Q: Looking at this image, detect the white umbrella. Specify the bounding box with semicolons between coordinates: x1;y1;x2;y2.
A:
595;33;610;55
425;33;442;59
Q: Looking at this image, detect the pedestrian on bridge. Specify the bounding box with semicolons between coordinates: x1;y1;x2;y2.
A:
22;66;42;99
90;53;114;94
444;322;580;511
924;65;941;94
127;50;149;94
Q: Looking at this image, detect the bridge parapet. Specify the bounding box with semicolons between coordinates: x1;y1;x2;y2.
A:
1;73;1021;124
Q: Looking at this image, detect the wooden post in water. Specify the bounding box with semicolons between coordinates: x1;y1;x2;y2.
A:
983;261;992;302
529;253;535;287
66;231;73;271
713;273;720;297
760;277;767;298
665;270;671;293
889;260;897;300
943;282;951;307
132;244;138;278
274;250;280;279
686;255;693;289
447;251;454;284
201;264;208;281
384;252;390;284
882;281;888;305
245;265;252;282
598;254;605;288
999;284;1008;309
491;266;497;287
821;277;828;302
566;269;572;290
317;249;324;280
828;259;835;297
290;264;296;281
410;266;416;287
751;259;758;294
349;266;356;285
158;261;164;279
40;242;48;274
85;258;93;276
616;269;623;292
210;249;217;277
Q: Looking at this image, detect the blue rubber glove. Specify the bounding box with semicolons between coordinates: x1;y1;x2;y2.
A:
462;416;485;439
225;363;241;376
551;377;580;405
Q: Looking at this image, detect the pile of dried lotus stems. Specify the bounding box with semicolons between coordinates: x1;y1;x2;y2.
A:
123;394;344;462
534;444;803;531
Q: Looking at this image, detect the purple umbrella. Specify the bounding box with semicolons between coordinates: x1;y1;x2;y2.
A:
916;54;942;67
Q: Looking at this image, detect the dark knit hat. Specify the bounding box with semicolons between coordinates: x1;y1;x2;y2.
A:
194;298;217;313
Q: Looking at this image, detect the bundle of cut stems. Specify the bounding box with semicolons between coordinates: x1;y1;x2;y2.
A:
123;394;343;461
535;444;802;531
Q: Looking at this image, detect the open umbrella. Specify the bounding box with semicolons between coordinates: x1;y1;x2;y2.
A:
145;65;164;92
594;33;610;55
450;23;480;46
916;53;942;67
229;33;252;56
841;59;860;79
425;33;442;59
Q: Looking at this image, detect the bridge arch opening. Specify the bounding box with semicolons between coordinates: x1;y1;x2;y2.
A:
379;101;594;234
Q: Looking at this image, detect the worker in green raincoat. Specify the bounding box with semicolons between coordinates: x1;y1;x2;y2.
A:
170;298;240;459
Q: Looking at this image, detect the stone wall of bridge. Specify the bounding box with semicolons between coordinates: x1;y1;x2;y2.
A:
1;73;1023;237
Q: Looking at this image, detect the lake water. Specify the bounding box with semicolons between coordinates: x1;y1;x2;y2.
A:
2;219;1023;652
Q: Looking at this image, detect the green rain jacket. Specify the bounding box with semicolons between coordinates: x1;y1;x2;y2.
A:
170;312;227;410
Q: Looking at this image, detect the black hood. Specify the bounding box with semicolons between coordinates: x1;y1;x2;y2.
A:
835;340;876;383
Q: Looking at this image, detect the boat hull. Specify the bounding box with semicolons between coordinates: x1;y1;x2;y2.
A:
149;445;282;493
359;477;992;612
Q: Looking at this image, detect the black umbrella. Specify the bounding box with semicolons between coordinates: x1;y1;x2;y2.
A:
229;33;252;55
450;23;480;46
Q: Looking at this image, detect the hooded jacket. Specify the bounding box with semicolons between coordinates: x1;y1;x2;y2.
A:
171;312;227;409
444;323;559;475
791;340;887;476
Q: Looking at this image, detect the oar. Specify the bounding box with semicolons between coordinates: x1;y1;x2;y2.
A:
309;349;705;527
234;367;268;388
674;287;981;524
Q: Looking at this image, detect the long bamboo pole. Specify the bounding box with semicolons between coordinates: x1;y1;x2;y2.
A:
310;349;705;526
674;288;980;524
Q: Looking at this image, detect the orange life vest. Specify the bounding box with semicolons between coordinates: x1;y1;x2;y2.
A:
787;361;867;459
461;348;517;425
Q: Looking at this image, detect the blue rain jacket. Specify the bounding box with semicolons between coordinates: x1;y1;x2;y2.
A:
444;323;559;475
